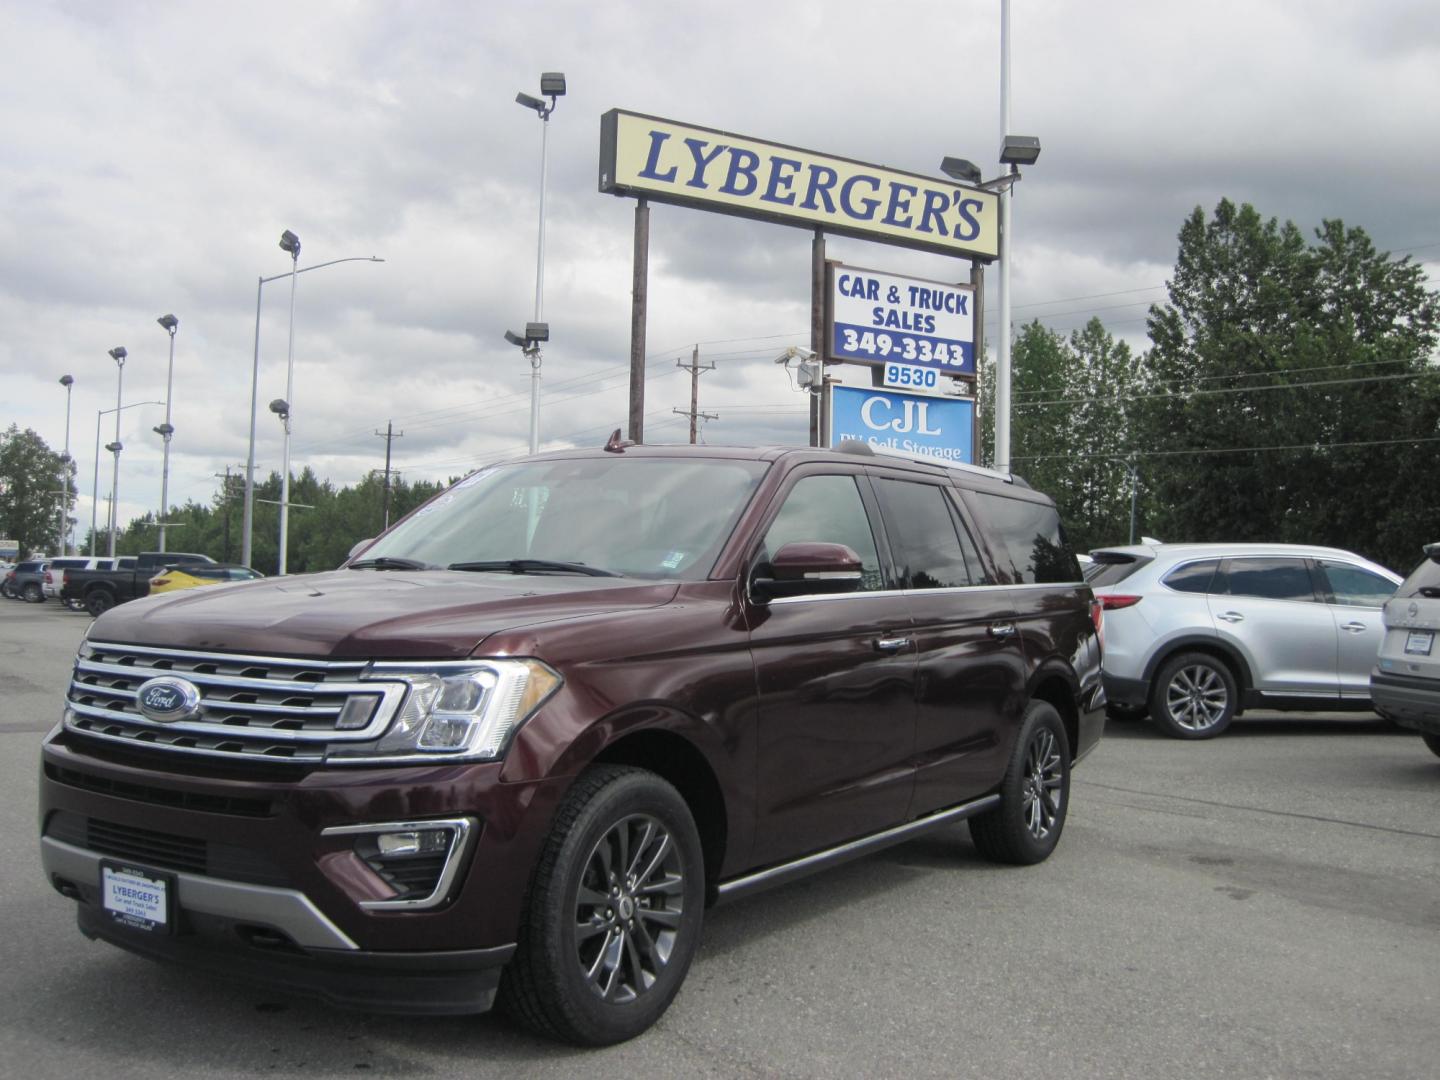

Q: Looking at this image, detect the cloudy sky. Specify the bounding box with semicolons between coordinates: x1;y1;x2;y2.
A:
4;0;1438;551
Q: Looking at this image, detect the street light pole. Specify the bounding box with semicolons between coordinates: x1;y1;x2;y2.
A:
107;346;127;558
516;73;565;455
155;314;178;552
276;230;300;575
995;0;1012;473
241;251;385;570
90;399;160;557
58;375;73;556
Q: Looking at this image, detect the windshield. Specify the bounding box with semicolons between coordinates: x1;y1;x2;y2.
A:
358;457;769;580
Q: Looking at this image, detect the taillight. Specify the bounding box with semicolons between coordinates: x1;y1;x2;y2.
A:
1090;598;1104;652
1100;594;1142;610
44;571;53;584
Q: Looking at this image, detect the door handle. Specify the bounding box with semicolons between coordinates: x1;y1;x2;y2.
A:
1341;621;1367;633
874;636;911;652
988;623;1017;639
1216;611;1245;623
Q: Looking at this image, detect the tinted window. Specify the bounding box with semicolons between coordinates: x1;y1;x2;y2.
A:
1087;553;1154;587
967;491;1080;584
1218;558;1315;602
762;475;883;592
1163;559;1218;594
1318;561;1394;607
873;479;984;589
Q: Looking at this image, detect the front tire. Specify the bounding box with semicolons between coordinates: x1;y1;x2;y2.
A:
85;590;116;617
500;765;705;1046
1149;651;1238;739
22;582;43;603
970;701;1071;865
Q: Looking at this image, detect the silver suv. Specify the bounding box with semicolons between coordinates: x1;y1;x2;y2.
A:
1371;543;1440;757
1090;543;1399;739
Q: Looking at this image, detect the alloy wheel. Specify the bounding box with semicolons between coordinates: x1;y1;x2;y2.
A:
574;812;686;1004
1020;727;1064;840
1165;664;1229;732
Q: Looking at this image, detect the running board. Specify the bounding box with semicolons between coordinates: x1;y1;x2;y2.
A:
714;794;1001;904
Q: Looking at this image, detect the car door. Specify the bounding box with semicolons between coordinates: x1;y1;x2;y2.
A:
1314;559;1398;701
745;469;917;866
1209;556;1338;703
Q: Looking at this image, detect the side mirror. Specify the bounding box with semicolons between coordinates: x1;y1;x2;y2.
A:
346;538;375;563
751;541;864;601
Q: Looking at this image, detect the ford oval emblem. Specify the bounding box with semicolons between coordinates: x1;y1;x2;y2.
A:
135;676;203;723
1409;601;1420;619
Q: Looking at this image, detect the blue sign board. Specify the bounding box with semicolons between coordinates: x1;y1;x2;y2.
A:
829;385;975;464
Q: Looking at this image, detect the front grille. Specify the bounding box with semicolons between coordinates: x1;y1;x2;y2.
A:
65;642;409;764
46;811;288;886
44;763;274;818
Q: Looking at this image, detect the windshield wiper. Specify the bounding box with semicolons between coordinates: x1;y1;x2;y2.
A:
348;556;438;570
447;559;620;578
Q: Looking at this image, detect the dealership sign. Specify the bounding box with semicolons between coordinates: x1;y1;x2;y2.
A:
829;264;975;374
599;110;999;260
830;385;975;463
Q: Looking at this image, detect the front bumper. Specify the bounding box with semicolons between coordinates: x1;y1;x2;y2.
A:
38;733;570;1014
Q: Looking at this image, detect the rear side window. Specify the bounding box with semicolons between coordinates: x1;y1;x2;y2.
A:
1317;561;1395;607
967;491;1080;584
1217;558;1316;602
1087;553;1154;587
1163;559;1218;594
872;478;987;589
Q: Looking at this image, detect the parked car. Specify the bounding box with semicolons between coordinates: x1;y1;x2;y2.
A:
43;558;118;600
60;551;214;616
1371;542;1440;758
7;560;50;602
1;563;17;598
1090;542;1399;738
40;442;1104;1045
148;563;263;594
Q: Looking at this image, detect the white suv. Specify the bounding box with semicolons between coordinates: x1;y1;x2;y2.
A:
1371;543;1440;757
1090;543;1399;738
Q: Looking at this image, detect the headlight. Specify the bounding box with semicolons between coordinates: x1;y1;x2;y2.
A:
326;658;561;764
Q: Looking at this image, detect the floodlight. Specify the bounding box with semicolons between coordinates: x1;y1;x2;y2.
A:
524;322;549;343
157;313;178;332
268;398;289;419
153;423;174;437
108;346;127;363
59;374;74;387
939;157;982;185
515;92;546;113
540;72;567;97
504;329;525;347
1000;136;1041;166
279;230;301;256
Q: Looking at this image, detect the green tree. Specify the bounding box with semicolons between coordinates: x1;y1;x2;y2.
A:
1140;199;1440;570
0;426;74;557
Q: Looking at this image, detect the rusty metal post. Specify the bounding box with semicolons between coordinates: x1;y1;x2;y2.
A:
970;261;985;466
628;198;650;443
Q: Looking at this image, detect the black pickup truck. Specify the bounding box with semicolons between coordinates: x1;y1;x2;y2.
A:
60;551;213;616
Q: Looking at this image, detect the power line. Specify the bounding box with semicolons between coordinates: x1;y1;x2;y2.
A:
1014;435;1440;463
1014;370;1434;410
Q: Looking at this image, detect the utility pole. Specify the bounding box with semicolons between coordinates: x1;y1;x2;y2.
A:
673;346;717;444
214;466;234;563
374;422;404;531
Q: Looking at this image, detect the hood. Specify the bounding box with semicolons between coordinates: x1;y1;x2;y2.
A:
91;569;680;659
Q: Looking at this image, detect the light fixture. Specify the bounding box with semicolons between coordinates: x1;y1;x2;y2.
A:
153;422;174;437
1000;135;1041;167
940;157;983;185
504;330;525;348
59;374;74;388
279;230;301;256
156;313;178;333
515;91;546;113
108;346;127;363
539;72;566;97
269;398;290;419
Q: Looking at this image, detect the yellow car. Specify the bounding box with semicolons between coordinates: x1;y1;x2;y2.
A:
148;564;264;594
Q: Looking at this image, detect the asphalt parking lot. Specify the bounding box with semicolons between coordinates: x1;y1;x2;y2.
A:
2;600;1436;1079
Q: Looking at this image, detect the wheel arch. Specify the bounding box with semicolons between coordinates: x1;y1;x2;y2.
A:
1141;635;1253;697
588;727;729;898
1027;664;1081;763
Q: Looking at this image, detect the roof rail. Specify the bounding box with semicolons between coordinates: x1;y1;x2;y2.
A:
836;439;1020;486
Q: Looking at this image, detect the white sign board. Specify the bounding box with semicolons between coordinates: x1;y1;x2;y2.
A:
828;265;975;375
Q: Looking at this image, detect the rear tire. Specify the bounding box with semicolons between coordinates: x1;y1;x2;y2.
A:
85;590;116;617
970;701;1071;865
499;765;705;1046
1148;652;1237;739
22;582;43;603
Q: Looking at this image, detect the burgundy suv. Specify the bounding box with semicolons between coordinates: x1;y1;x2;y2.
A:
39;442;1104;1044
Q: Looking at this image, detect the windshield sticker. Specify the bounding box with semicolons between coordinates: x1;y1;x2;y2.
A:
415;493;457;517
661;550;686;570
455;468;494;491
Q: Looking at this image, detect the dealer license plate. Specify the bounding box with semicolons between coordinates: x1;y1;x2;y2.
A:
1404;630;1434;656
101;862;173;934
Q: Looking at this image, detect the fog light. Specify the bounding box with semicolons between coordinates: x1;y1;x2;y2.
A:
336;694;381;731
377;829;450;857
